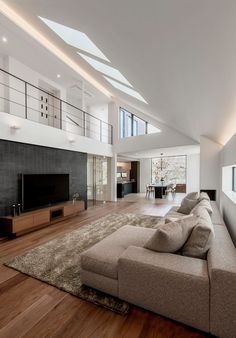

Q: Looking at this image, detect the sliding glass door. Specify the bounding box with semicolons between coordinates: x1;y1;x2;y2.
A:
87;155;109;205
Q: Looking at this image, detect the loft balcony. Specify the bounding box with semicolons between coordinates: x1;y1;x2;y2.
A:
0;68;113;145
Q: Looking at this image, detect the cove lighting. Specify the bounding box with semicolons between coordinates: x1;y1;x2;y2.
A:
78;53;132;87
0;1;111;97
103;76;148;104
38;17;110;62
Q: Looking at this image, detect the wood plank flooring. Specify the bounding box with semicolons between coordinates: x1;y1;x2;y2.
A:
0;196;212;338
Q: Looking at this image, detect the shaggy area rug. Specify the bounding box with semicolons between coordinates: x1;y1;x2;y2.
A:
5;212;162;314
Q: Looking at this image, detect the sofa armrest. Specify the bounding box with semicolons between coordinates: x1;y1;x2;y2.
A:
118;246;209;332
207;225;236;338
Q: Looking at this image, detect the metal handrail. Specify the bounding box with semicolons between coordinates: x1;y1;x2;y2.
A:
0;67;113;144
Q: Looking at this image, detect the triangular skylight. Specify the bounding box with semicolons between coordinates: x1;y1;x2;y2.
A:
38;16;110;62
78;53;133;87
103;77;148;104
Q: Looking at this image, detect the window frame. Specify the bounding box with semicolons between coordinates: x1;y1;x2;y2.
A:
119;107;149;139
232;167;236;192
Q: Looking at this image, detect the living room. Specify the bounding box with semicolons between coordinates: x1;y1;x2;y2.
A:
0;1;236;337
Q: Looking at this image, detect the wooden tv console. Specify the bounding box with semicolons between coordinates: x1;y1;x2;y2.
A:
0;200;85;237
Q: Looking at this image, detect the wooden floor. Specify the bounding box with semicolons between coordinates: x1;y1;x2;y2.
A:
0;195;211;338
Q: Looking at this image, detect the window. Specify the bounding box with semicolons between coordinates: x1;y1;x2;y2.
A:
151;155;186;184
78;53;132;87
133;115;146;136
232;167;236;192
120;109;132;138
120;108;161;138
39;17;109;62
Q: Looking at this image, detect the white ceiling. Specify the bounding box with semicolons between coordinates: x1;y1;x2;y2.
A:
2;0;236;145
0;13;110;106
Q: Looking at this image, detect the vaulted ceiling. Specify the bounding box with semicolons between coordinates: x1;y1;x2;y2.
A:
2;0;236;145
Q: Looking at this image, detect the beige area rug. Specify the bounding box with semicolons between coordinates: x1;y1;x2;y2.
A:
5;213;162;314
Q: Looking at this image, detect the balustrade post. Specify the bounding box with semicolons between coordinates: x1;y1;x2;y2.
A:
25;82;27;119
100;120;103;142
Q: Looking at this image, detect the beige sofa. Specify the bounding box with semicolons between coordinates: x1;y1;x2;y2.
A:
81;201;236;338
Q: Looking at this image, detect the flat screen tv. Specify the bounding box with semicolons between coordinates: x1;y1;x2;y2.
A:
21;174;69;211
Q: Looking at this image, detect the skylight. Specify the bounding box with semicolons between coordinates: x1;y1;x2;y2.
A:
38;17;110;62
103;77;148;104
78;53;133;87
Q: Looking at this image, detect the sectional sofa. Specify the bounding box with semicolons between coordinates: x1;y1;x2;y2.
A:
81;200;236;338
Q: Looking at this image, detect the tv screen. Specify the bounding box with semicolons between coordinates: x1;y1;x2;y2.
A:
21;174;69;211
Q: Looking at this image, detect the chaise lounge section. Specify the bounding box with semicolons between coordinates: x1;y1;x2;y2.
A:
81;200;236;338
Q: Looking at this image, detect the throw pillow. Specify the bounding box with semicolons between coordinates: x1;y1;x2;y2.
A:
185;192;199;200
144;216;198;253
177;197;199;214
182;206;214;259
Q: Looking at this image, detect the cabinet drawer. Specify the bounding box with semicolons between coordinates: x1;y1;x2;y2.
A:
34;211;50;226
12;215;34;233
74;201;84;212
63;205;75;217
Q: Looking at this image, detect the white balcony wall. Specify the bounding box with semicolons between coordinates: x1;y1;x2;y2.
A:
0;112;113;157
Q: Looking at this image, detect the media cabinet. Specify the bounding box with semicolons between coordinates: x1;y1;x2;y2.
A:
0;200;85;237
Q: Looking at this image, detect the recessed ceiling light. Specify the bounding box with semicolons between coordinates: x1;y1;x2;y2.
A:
103;76;148;104
2;36;7;43
38;16;110;62
78;53;132;87
57;74;61;78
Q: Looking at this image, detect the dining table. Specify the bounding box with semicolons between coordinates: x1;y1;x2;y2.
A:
149;183;168;199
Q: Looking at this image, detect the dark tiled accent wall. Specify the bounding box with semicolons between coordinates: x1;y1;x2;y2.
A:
0;140;87;216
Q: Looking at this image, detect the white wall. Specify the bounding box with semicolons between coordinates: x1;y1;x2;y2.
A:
200;136;222;204
140;158;152;192
187;153;200;193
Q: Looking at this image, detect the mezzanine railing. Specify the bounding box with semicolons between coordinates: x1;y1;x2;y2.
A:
0;68;113;144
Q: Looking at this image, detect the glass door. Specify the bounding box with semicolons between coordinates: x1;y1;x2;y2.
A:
87;155;109;206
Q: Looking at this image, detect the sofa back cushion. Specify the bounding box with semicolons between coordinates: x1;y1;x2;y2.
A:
182;206;214;259
144;216;198;253
199;191;210;201
192;199;213;215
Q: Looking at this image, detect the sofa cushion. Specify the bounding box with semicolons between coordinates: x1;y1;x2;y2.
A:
144;216;198;253
177;197;199;214
182;207;214;259
165;206;185;219
81;225;155;279
199;192;210;201
192;199;213;215
165;214;193;223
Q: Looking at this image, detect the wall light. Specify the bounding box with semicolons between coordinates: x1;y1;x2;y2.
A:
68;138;75;144
10;125;21;130
2;36;7;43
57;74;61;78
